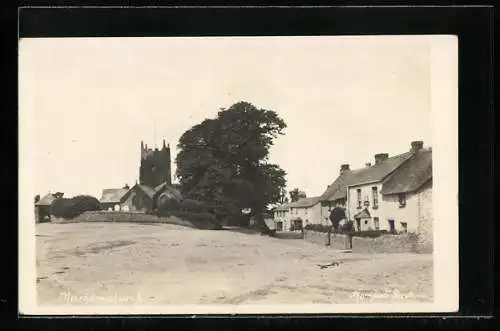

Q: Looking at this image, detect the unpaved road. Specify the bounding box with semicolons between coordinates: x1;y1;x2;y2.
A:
36;222;433;305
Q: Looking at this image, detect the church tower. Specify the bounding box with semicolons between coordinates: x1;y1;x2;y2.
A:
139;139;172;187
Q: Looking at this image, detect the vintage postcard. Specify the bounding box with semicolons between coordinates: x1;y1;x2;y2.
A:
19;35;458;315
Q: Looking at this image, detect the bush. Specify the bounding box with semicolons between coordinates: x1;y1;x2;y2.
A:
51;195;100;219
179;199;213;213
156;209;215;222
160;209;221;230
304;223;332;233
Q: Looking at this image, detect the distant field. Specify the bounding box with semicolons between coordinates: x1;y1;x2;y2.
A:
36;222;433;305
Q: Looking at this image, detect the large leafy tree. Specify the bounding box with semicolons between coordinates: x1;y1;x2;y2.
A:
176;101;287;231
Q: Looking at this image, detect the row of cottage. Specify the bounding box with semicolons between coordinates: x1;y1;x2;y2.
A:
273;141;432;240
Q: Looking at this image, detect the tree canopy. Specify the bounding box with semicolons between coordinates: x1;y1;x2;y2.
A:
175;101;287;230
289;188;307;202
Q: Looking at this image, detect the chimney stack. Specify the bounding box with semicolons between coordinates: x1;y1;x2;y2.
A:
410;140;424;152
365;162;371;167
374;153;389;165
340;164;350;174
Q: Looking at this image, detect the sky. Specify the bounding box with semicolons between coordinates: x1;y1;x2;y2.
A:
20;36;434;199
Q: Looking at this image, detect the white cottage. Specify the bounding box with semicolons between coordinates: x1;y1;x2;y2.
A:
319;141;432;236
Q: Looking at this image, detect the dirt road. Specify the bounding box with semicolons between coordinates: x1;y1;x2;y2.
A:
36;222;432;305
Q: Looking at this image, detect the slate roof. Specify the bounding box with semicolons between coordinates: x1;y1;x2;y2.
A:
318;171;359;202
154;182;183;200
275;203;291;211
353;208;371;219
36;193;57;206
289;196;320;208
100;188;130;204
319;151;414;202
136;185;156;198
381;149;432;195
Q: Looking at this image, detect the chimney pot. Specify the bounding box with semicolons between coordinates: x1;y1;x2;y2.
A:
365;162;371;167
411;140;424;152
340;164;350;174
374;153;389;165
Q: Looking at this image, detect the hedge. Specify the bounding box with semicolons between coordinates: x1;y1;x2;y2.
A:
304;223;332;233
50;195;100;219
155;209;216;222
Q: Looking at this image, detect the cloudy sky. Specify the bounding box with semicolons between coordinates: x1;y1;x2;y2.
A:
20;36;436;199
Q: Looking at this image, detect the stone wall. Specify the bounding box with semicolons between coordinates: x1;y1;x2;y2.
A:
416;181;433;253
51;211;217;230
303;230;351;250
351;234;418;253
303;230;428;254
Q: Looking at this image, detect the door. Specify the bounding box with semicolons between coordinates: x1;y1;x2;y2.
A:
294;219;303;231
388;219;395;233
276;221;283;232
355;218;361;232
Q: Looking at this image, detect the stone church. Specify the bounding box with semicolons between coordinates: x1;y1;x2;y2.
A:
139;139;172;187
99;139;181;212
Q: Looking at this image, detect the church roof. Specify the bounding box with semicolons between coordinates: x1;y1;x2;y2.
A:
154;182;183;200
100;188;130;204
136;185;156;199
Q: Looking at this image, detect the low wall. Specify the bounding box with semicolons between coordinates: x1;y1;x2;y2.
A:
51;211;218;230
304;230;431;254
303;230;351;250
351;234;417;253
416;237;433;254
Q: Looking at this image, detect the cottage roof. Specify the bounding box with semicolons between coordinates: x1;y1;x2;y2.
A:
381;149;432;195
319;151;414;202
36;193;57;206
99;188;130;204
275;203;291;211
318;171;359;202
289;196;320;208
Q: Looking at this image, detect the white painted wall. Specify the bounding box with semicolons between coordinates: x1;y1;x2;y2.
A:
347;181;432;234
274;209;290;231
347;182;384;231
290;203;322;227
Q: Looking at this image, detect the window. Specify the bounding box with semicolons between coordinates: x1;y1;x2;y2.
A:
372;186;379;208
398;193;406;208
305;208;308;215
373;217;380;230
401;222;408;233
357;189;362;208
